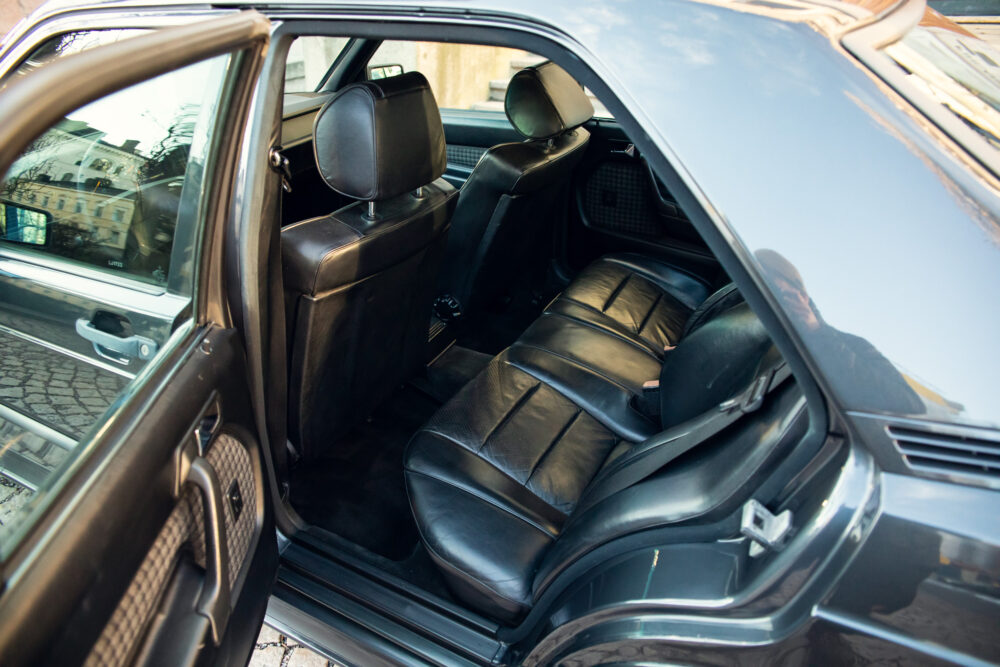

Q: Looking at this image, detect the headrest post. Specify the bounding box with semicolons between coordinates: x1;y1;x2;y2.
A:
366;201;377;221
414;186;424;199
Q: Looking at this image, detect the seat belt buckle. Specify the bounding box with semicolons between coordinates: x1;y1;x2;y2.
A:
741;369;773;413
719;368;774;415
741;499;792;557
633;379;661;421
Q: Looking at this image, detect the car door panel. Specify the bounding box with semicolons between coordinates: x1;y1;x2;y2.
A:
0;12;275;667
565;120;721;281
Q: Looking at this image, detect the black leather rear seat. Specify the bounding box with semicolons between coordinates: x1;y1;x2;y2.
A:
404;253;806;623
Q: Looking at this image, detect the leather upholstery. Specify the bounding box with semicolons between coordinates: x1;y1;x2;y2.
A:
313;72;447;201
405;254;805;623
284;73;457;459
505;61;594;140
546;253;712;357
439;64;593;315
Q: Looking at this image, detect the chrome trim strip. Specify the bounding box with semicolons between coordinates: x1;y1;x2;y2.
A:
0;402;77;451
0;9;232;79
0;256;190;321
0;322;135;379
0;449;51;491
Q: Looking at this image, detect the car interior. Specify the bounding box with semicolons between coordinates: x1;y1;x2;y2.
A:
270;33;822;642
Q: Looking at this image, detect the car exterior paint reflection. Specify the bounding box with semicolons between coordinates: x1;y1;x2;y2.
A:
464;0;1000;432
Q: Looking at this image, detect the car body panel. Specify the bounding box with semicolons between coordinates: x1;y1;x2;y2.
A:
0;0;998;665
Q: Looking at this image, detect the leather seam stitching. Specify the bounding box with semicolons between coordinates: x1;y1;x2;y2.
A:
636;292;663;339
552;299;663;359
405;467;559;538
478;380;542;453
524;409;582;489
601;273;630;313
510;343;638;395
414;430;566;527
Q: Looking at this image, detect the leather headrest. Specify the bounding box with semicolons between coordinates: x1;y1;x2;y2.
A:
313;72;447;201
505;61;594;140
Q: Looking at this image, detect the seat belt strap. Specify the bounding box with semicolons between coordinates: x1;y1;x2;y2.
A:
578;362;792;512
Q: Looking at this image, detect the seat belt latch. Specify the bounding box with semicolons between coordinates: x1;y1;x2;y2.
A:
741;499;792;557
720;368;774;415
636;380;661;421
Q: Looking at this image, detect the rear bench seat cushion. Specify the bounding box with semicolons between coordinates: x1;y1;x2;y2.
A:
405;254;765;624
405;352;623;622
545;253;712;357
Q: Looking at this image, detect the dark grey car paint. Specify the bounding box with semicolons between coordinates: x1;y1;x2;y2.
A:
1;0;999;664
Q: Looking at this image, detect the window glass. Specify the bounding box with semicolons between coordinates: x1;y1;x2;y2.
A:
0;55;228;286
0;30;144;93
285;36;350;93
0;52;232;556
885;21;1000;156
368;41;612;118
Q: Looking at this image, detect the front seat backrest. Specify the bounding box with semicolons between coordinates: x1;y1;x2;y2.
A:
439;61;593;315
282;72;458;460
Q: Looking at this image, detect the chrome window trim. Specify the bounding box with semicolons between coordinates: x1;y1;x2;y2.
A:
0;9;234;79
0;254;190;320
0;246;170;297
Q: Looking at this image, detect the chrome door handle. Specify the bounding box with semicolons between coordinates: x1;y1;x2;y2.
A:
75;317;158;362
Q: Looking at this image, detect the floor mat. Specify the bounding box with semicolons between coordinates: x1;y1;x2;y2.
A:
410;344;493;404
289;386;438;560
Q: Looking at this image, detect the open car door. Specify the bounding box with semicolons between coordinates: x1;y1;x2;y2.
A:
0;12;277;666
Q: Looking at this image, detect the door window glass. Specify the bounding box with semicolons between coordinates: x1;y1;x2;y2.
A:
285;36;350;93
0;55;228;286
0;51;232;557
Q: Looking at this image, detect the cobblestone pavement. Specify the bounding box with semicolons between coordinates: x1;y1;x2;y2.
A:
0;474;32;547
0;331;128;439
250;624;343;667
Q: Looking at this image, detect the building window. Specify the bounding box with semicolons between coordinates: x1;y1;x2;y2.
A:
61;172;73;181
112;208;124;222
94;206;104;219
56;198;65;210
42;195;49;207
111;230;121;243
74;200;84;213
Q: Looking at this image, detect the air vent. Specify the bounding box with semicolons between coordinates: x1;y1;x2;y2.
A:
889;425;1000;480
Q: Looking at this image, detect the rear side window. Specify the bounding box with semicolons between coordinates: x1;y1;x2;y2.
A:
0;51;227;287
882;18;1000;162
368;40;612;117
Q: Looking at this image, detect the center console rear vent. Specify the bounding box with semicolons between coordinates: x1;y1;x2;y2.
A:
889;425;1000;481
